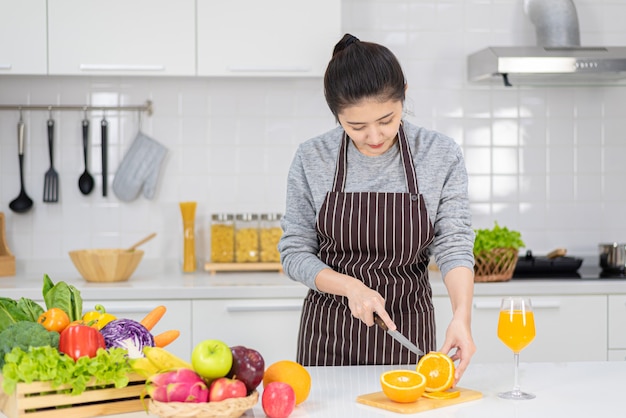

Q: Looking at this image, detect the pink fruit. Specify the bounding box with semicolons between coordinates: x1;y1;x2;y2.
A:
262;382;296;418
146;369;209;403
208;377;247;402
228;345;265;392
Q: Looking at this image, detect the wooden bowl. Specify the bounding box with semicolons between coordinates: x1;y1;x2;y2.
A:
69;249;144;282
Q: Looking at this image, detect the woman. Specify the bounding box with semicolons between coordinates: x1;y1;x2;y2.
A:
278;34;475;384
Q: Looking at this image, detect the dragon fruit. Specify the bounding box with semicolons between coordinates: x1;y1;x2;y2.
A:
146;368;209;403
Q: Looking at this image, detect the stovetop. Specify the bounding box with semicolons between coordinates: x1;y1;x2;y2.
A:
512;263;626;280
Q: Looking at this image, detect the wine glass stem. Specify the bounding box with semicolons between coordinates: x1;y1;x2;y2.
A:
513;352;521;393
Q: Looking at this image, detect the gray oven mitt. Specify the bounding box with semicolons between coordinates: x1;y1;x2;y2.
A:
112;132;168;202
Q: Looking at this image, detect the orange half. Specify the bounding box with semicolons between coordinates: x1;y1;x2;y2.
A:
415;352;455;393
380;370;427;403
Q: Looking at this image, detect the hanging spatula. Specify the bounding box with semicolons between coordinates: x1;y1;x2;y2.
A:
43;116;59;202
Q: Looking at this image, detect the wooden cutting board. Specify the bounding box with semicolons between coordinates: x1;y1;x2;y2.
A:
356;387;482;414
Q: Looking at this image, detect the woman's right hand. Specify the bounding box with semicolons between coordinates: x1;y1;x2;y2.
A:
345;278;396;330
314;268;396;330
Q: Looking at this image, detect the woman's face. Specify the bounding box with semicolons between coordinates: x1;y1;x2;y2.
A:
337;97;403;157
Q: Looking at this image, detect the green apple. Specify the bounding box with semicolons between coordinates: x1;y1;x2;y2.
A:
191;339;233;380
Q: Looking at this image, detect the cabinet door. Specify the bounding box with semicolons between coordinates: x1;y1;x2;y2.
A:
83;300;193;361
0;0;47;74
608;295;626;349
476;296;606;362
192;299;303;366
434;295;607;362
608;349;626;361
48;0;195;76
197;0;341;77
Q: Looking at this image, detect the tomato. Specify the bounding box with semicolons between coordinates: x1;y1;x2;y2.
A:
37;307;70;332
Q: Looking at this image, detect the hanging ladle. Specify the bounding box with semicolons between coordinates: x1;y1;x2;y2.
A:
9;112;34;213
78;111;95;195
126;232;157;252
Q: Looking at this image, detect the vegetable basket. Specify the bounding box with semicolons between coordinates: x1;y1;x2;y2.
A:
148;390;258;418
0;373;145;418
473;248;519;282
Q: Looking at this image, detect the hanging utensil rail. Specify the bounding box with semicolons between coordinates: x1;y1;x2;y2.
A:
0;100;153;116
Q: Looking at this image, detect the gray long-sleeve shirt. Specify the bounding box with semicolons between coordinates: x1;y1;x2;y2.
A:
278;121;475;291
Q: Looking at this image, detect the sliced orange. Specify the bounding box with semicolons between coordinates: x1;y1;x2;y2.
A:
380;370;427;403
415;352;455;393
422;389;461;400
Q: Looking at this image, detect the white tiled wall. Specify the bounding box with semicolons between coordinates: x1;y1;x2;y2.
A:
1;0;626;270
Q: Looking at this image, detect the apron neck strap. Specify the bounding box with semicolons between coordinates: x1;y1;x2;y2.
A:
331;123;419;194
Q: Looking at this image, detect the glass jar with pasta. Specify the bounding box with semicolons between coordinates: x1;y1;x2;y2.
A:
210;213;235;263
260;213;282;263
235;213;260;262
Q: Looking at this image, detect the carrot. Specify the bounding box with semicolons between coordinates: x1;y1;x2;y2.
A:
154;330;180;347
140;305;167;331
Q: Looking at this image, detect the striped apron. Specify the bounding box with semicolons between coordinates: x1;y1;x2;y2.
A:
296;125;436;366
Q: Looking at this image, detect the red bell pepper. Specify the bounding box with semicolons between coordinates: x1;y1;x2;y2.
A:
59;324;106;361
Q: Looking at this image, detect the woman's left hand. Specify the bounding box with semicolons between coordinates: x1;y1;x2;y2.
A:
439;316;476;386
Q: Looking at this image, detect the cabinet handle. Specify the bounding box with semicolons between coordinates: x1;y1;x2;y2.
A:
79;64;166;72
227;65;311;73
226;303;302;313
473;300;561;309
101;306;154;314
0;64;12;70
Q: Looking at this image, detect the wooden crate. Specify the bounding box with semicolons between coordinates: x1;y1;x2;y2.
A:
0;373;146;418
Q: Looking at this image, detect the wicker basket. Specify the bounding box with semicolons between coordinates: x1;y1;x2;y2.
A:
474;248;519;282
148;391;258;418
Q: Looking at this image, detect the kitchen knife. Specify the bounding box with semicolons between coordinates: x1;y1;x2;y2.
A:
374;313;425;356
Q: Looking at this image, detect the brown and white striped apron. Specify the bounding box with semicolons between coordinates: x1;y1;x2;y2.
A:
296;125;436;366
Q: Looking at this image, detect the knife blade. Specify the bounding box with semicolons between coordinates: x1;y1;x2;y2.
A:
374;313;425;356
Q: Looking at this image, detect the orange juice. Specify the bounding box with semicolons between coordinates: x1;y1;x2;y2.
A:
497;309;536;353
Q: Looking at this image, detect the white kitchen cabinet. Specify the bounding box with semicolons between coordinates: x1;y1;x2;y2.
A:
0;0;47;75
608;295;626;353
434;295;607;362
197;0;341;77
192;298;303;366
608;350;626;361
47;0;195;76
82;300;193;361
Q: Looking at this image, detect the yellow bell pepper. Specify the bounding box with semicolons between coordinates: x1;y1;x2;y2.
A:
82;304;117;330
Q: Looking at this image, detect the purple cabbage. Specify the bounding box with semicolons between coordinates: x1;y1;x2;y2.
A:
100;318;154;358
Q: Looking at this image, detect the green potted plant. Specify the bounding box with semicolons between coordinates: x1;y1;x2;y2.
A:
473;222;525;282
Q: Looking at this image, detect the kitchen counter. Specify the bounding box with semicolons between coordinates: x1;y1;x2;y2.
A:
2;361;622;418
2;259;626;301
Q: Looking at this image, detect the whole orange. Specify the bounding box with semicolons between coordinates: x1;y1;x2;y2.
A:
262;360;311;405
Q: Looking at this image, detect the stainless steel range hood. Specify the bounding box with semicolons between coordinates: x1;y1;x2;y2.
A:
467;0;626;87
468;46;626;86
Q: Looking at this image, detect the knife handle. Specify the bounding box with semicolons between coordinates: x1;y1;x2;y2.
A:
373;313;389;331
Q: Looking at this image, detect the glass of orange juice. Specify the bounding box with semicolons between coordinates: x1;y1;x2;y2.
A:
497;297;536;400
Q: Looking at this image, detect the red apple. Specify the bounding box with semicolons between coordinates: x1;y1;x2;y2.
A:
262;382;296;418
208;377;247;402
227;345;265;392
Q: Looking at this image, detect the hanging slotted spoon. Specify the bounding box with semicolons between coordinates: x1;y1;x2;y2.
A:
43;117;59;202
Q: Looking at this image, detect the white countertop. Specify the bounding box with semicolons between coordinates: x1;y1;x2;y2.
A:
3;259;626;301
2;361;621;418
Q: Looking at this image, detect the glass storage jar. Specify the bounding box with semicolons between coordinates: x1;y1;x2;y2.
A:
235;213;259;262
260;213;283;263
210;213;235;263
